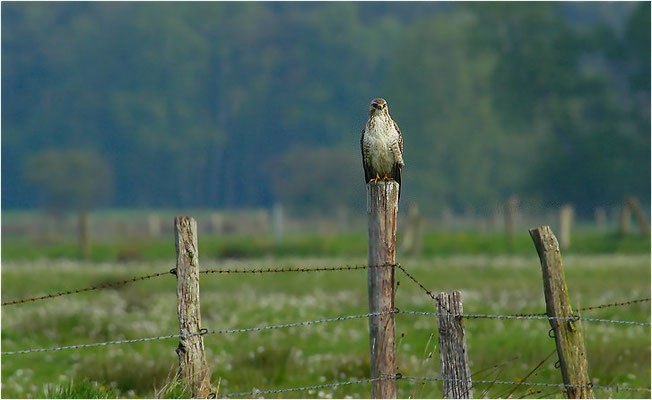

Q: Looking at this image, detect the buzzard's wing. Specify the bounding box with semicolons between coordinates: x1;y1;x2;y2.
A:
391;119;404;188
361;127;373;183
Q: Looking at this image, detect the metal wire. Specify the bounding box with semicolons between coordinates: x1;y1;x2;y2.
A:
208;311;393;335
221;376;392;397
401;376;652;393
0;311;394;355
396;264;437;301
1;333;184;355
1;271;172;306
222;375;652;397
398;310;650;326
6;307;646;355
198;264;393;275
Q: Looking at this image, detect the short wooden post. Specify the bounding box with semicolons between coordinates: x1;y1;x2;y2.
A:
559;205;573;250
626;196;650;235
529;226;592;399
367;182;398;398
174;216;212;398
437;291;473;399
619;200;631;235
505;195;518;248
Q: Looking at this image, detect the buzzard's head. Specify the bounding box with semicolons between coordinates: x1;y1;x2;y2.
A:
369;98;388;116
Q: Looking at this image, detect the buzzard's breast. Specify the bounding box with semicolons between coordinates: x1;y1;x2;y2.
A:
364;122;398;175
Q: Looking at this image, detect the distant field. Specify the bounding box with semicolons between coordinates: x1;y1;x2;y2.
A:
2;231;650;263
2;255;650;398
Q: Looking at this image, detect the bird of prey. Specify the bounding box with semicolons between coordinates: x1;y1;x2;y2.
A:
360;98;404;192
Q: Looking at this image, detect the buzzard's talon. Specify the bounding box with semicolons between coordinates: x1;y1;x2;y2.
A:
370;173;380;184
383;174;389;181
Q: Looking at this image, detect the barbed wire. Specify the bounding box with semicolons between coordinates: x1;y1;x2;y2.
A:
222;374;652;397
221;376;392;397
0;311;394;355
196;264;393;275
1;271;171;306
0;332;193;355
5;307;647;356
514;297;652;317
396;264;650;321
403;376;652;393
398;310;650;326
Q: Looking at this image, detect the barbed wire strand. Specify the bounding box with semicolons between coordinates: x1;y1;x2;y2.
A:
402;376;652;393
222;375;652;397
5;308;647;355
514;297;652;317
221;376;392;398
398;310;650;326
0;311;393;355
197;264;393;275
1;271;171;306
1;333;185;355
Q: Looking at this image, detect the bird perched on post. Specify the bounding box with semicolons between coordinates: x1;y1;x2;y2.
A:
360;98;404;196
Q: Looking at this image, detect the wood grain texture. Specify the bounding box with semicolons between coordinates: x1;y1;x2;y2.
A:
529;226;593;399
437;291;473;399
174;216;212;398
367;182;398;398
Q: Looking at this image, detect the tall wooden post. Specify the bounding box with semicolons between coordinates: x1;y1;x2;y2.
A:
437;291;473;399
626;196;650;235
367;182;398;398
559;205;573;250
529;226;592;399
174;216;212;398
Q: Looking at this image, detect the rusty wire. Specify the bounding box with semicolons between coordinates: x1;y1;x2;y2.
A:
1;271;172;306
197;264;394;275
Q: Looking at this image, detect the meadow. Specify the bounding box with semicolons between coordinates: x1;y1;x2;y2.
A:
2;251;650;398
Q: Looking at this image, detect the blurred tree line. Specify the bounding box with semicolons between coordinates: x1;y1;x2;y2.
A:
2;2;649;216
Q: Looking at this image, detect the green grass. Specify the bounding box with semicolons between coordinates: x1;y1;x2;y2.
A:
2;231;649;262
2;254;650;398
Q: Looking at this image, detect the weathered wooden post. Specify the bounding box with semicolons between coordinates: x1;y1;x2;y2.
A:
174;216;212;398
367;182;398;398
619;200;631;235
437;291;473;399
529;226;592;399
627;196;650;235
505;195;518;248
559;204;573;250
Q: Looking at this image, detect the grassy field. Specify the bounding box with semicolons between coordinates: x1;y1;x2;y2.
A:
2;231;650;262
1;254;650;398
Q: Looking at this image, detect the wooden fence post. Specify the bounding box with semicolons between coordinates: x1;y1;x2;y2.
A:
437;291;473;399
529;226;592;399
559;205;573;250
367;182;398;398
626;196;650;235
78;210;90;259
619;200;631;235
174;216;212;398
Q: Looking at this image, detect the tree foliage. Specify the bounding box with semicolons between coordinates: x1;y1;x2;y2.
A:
24;149;113;212
3;3;649;215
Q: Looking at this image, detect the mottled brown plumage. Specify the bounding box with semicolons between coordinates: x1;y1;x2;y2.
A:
360;98;404;196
